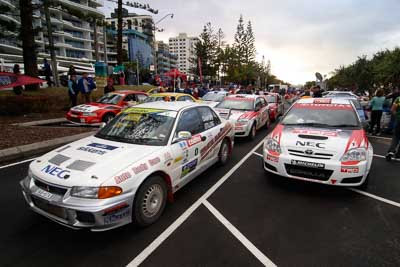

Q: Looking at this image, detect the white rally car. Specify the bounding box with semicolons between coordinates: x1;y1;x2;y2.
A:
20;102;234;231
215;94;270;139
263;98;373;187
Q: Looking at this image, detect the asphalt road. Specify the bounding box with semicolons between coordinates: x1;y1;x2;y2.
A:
1;121;400;266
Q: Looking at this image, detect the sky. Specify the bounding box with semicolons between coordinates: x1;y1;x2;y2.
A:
100;0;400;85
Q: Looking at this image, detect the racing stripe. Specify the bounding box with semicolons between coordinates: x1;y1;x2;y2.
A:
200;124;232;161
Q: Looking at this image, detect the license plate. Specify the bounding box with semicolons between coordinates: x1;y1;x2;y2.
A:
70;114;78;118
291;160;325;169
34;188;53;199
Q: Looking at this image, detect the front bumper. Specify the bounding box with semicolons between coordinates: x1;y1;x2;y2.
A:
66;113;101;125
234;122;252;137
20;176;135;231
262;150;369;186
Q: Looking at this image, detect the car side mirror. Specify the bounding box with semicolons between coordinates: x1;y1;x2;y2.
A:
172;131;192;143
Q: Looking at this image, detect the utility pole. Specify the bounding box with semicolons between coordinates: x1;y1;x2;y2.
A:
44;0;59;87
93;18;99;62
116;0;123;65
103;25;108;64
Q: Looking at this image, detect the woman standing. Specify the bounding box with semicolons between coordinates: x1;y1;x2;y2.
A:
369;89;386;135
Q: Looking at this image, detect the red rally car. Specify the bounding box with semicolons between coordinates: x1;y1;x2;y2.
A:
264;93;285;121
66;90;148;125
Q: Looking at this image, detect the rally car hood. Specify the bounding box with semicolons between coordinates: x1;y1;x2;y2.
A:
215;108;257;121
29;136;162;187
269;124;369;160
71;103;119;113
203;101;220;108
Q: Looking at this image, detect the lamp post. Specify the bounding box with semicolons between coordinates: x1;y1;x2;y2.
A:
152;13;173;75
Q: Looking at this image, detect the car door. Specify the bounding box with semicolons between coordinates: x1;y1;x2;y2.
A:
196;106;222;166
258;97;269;128
170;108;206;186
277;95;284;115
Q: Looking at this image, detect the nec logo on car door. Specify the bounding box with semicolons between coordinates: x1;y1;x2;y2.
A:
296;141;326;149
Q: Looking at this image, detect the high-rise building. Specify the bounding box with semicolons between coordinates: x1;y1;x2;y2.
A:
105;8;154;65
168;33;199;75
155;41;177;74
0;0;105;68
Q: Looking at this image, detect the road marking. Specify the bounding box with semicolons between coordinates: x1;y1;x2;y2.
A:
0;158;36;170
253;151;263;158
127;138;266;267
203;200;276;267
373;154;400;161
349;188;400;208
368;135;392;141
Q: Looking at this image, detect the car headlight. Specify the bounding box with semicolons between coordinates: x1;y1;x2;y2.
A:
237;118;249;123
71;186;122;199
82;112;97;117
23;168;33;188
264;138;281;154
341;148;367;162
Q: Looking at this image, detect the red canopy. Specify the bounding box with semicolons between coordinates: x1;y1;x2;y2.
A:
164;69;187;81
0;72;45;90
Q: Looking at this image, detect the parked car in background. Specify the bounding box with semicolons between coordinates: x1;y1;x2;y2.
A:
66;90;148;125
264;93;285;121
144;93;200;103
202;91;230;107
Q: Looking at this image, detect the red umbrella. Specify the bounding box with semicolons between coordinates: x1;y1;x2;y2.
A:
0;72;45;90
164;69;187;81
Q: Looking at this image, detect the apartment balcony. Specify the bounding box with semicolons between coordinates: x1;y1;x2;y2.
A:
89;0;103;7
0;0;15;8
0;14;21;25
0;39;22;54
56;0;104;17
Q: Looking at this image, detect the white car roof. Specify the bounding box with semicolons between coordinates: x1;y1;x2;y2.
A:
206;91;228;95
134;101;203;111
296;97;352;105
226;94;259;100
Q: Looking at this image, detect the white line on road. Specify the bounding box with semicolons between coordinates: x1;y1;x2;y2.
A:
368;135;392;141
203;200;276;267
373;154;400;161
0;158;36;170
253;151;263;158
349;188;400;208
127;138;266;267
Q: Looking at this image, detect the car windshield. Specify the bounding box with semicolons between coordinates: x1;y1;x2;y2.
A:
216;98;254;111
202;93;226;102
266;95;276;103
144;96;176;102
350;99;362;109
96;93;123;105
281;103;360;128
95;108;177;146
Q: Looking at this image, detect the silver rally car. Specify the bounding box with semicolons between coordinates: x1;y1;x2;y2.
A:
20;102;234;231
263;98;373;187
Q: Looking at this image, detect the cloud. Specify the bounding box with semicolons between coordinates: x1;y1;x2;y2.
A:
100;0;400;84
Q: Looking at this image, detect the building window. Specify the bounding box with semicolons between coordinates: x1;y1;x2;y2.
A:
127;20;132;29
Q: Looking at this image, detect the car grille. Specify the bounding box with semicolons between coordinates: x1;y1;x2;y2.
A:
288;149;334;160
341;176;363;184
34;179;68;196
31;196;67;220
72;111;81;115
284;164;333;181
69;117;81;123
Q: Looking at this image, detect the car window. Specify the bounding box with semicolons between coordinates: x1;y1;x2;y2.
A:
176;108;204;135
198;107;220;130
136;94;147;103
124;94;136;102
178;96;194;102
255;98;262;110
259;97;267;107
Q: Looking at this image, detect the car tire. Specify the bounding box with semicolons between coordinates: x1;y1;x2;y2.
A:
218;139;231;165
133;175;168;227
102;113;115;123
248;123;257;140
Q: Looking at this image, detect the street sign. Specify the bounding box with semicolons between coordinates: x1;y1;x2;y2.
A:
150;65;155;71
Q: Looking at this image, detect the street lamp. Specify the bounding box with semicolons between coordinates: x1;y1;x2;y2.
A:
153;13;173;75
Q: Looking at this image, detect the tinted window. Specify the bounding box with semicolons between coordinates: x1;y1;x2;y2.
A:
124;94;136;102
259;97;267;107
136;94;147;103
176;108;204;135
198;107;220;130
178;96;194;102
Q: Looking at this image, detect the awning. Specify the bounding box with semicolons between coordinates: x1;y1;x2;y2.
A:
0;72;46;90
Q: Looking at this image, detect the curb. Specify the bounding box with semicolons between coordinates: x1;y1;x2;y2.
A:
12;118;67;127
0;131;95;164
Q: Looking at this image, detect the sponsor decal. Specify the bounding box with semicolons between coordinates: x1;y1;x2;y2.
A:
148;157;161;166
103;204;130;225
268;124;284;156
77;146;107;155
340;166;359;173
295;141;326;149
313;98;332;104
132;163;148;174
174;156;183;163
187;134;202;147
291;160;325;169
87;143;118;151
294;103;353;110
342;130;368;165
114;171;132;184
41;164;70;179
292;128;338;137
266;154;279;162
200;124;232;161
182;150;189;163
179;141;188;150
181;159;198;178
164;152;173;166
331;179;337;184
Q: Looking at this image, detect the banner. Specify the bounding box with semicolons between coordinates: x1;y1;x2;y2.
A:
0;72;45;90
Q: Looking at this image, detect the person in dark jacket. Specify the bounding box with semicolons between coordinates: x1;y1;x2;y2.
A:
68;75;79;107
43;58;53;87
104;78;115;95
312;85;322;98
12;64;23;95
77;73;95;103
385;87;400;134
